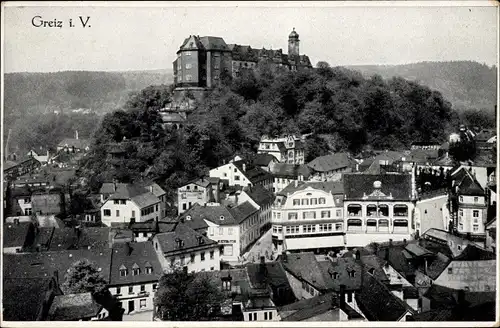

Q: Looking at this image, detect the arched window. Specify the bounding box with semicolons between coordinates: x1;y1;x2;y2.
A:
367;204;377;217
347;204;362;217
393;219;408;233
394;204;408;217
366;219;377;232
378;219;389;232
378;204;389;217
347;219;362;231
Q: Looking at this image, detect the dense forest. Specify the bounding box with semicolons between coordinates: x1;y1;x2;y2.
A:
80;60;467;198
350;61;497;112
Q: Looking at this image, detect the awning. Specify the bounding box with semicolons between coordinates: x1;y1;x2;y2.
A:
285;235;345;250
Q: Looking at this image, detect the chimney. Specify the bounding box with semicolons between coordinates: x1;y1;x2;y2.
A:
242;163;246;172
149;185;153;193
355;249;361;261
384;246;390;263
14;218;19;225
403;239;407;246
183;266;188;274
339;284;346;308
260;256;266;274
294;180;298;187
457;289;466;307
113;181;117;192
126;242;132;256
75;130;79;140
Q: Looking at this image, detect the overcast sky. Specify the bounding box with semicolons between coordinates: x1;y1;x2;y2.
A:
3;2;498;72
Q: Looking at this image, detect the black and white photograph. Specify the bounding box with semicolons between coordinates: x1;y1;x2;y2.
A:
1;1;498;325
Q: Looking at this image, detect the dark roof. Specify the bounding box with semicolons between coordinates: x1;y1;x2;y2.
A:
198;36;230;51
228;201;259;224
181;203;237;226
243;184;275;207
475;128;496;142
426;252;451;280
359;255;390;283
281;253;335;291
3;249;113;282
57;138;90;149
48;293;102;320
344;173;412;200
279;292;340;321
154;222;217;254
101;183;160;207
109;241;162;286
375;243;416;280
270;163;311;179
253;153;278;167
355;271;413;321
278;180;344;196
46;227;111;251
454;244;496;261
457;171;485;196
424;284;496;309
404;243;435;258
411;302;497;322
2;277;55;321
3;221;34;248
402;286;419;299
233;160;274;184
307;153;355;172
317;257;363;292
245;261;296;306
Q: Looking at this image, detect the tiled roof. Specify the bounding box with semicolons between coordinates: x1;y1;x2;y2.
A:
281;252;335;291
182;203;238;226
3;249;113;282
421;228;472;258
243;184;275;207
375;243;416;280
143;182;167;198
344;173;412;200
307;153;355;172
457;171;485;196
359;255;390;283
57;138;90;149
3;221;34;248
3;277;56;321
372;151;405;164
154;222;217;254
426;252;451;280
48;293;103;320
278;180;344;196
423;284;496;308
404;243;435;258
253;153;278;167
475;128;496;142
279;292;340;321
228;201;259;224
109;241;162;286
454;244;496;261
245;261;296;306
198;36;230;51
270;163;311;179
233;160;274;184
131;192;160;209
184;176;211;188
402;286;419;299
317;257;363;292
355;271;413;321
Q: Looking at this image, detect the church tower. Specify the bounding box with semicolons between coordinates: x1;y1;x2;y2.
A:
288;28;300;56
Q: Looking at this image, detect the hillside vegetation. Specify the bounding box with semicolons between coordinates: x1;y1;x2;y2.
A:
349;61;497;112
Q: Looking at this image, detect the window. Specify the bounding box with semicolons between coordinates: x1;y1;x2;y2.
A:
448;268;453;274
104;209;111;216
114;200;120;205
209;227;214;236
214;74;219;80
335;223;343;231
153;283;157;291
201;252;205;261
269;312;273;320
170;258;175;267
120;200;126;204
293;199;300;206
116;210;120;217
185;63;192;69
132;268;140;276
24;197;31;204
459;223;463;231
288;212;297;220
302;211;316;219
473;225;479;232
210;251;214;259
347;292;353;303
185;51;191;56
129;286;134;294
190;253;195;263
473;210;479;218
146;267;153;274
186;74;192;81
24;208;32;215
116;287;121;294
248;313;252;321
459;196;463;202
253;313;257;321
120;268;128;277
336;209;342;217
235;175;240;181
310;198;317;205
132;210;136;218
318;198;326;204
301;199;309;206
140;299;146;308
474;197;478;203
140;285;145;292
321;211;331;218
219;228;223;235
228;228;233;235
264;312;268;320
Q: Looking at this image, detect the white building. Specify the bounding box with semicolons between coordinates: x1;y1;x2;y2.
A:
209;160;274;190
271;181;345;253
269;162;311;193
153;222;221;273
177;177;219;214
99;183;161;226
257;135;305;164
343;173;415;247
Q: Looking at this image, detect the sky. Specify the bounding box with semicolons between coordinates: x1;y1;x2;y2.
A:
2;1;498;73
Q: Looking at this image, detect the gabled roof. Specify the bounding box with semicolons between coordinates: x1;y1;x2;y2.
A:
57;138;90;149
355;271;414;321
198;36;230;51
456;170;485;196
454;244;496;261
109;241;162;286
253;153;278;167
270;163;311;179
475;128;496;142
317;257;363;292
278;180;344;197
243;184;275;207
307;153;355;172
426;252;451;280
181;203;237;226
228;201;259;224
281;253;335;291
278;292;340;321
143;182;167;198
48;293;103;320
233;160;274;184
154;222;217;254
101;183;160;208
245;261;296;306
344;173;412;200
3;221;34;248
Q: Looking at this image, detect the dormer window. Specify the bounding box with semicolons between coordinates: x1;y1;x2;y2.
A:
186;215;192;221
348;270;355;278
176;238;184;248
145;262;153;274
119;265;128;277
198;236;205;245
330;271;339;279
368;268;375;275
220;216;225;221
132;263;140;276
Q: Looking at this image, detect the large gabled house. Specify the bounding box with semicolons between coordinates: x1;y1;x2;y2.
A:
209;159;274;190
307;153;356;182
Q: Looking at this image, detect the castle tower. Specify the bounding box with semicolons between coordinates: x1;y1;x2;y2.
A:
288;28;300;57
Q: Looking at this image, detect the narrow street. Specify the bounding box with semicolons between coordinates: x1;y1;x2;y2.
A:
241;228;275;263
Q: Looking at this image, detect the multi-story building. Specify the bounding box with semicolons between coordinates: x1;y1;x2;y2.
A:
109;241;162;316
449;167;488;241
307;153;356;182
343;173;415;247
172;29;312;100
153;222;221;273
257;135;306;164
271;181;345;253
99;183;161;226
209;160;274;190
269;162;311;193
177;177;219;214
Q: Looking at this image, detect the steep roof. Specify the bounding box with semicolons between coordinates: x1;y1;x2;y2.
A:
154;222;217;254
281;252;335;291
243;184;275;207
270;163;311;179
307;153;355;172
317;257;363;292
454;244;496;261
109;241;162;286
423;284;496;309
228;201;259;224
48;293;103;321
57;138;90;149
253;153;278;167
233;160;274;184
355;271;413;321
3;221;34;248
426;252;451;280
101;183;160;208
457;171;485;196
278;292;340;321
245;261;296;306
182;203;238;226
344;173;412;200
198;36;230;51
3;277;55;321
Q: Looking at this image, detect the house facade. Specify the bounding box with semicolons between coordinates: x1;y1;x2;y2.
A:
177;177;219;214
209;160;274;190
269;162;311;193
343;174;415;247
257;135;305;164
271;181;345;253
307;153;356;182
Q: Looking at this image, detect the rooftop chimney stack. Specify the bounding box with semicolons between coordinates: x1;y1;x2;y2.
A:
75;130;79;140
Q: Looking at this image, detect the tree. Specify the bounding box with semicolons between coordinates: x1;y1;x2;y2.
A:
62;259;108;295
155;266;225;321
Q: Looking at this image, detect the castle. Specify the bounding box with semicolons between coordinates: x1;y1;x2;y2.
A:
170;28;312;105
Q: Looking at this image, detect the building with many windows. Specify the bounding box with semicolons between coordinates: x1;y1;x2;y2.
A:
177;177;220;214
343;173;415;247
257;135;306;165
271;181;345;253
209;160;274;190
